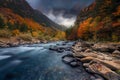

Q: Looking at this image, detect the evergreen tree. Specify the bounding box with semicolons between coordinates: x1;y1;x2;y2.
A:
0;17;5;29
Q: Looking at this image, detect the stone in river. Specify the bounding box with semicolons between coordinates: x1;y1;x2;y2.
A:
62;57;75;64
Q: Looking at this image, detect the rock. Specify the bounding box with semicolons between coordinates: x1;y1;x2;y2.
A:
86;61;120;80
49;46;58;51
85;49;93;53
7;42;19;47
117;45;120;51
92;44;117;53
112;50;120;55
70;61;81;67
62;56;75;64
90;75;104;80
65;47;71;51
94;74;105;80
57;48;64;53
0;44;9;48
81;57;93;63
90;75;96;80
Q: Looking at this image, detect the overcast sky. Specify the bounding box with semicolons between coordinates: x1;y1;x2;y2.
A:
26;0;94;27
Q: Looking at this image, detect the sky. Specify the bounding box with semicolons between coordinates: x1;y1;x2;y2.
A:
26;0;94;27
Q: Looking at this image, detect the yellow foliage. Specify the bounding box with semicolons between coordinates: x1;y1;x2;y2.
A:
0;29;12;38
32;32;39;37
55;31;66;40
12;29;20;36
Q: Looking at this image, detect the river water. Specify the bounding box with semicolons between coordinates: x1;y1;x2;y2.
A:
0;41;91;80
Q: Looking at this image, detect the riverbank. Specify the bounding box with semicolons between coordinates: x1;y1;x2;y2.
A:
64;40;120;80
0;37;48;48
0;41;94;80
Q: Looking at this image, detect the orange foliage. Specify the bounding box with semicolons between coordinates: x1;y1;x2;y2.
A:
113;6;120;16
77;17;92;38
24;18;44;32
32;31;39;37
112;22;120;27
12;29;20;36
0;8;45;32
0;8;24;24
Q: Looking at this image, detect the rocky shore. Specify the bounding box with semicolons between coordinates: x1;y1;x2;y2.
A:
61;40;120;80
0;38;48;48
1;39;120;80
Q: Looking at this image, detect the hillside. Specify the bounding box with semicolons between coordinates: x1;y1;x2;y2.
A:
66;0;120;41
0;0;66;42
0;0;64;30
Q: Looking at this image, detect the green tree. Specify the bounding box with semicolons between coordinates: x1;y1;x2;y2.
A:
0;17;5;29
19;23;28;32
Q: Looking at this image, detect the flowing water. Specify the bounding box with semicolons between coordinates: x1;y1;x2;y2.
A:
0;41;91;80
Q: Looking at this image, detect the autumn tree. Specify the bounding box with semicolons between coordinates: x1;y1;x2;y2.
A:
77;17;93;40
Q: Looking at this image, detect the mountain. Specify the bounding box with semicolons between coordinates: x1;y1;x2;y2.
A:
0;0;66;41
0;0;64;30
67;0;120;41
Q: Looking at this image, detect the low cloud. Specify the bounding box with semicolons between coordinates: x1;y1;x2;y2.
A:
46;10;76;27
27;0;94;27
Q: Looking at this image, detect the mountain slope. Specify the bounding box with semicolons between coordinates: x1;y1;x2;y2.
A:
0;0;66;41
0;0;64;30
67;0;120;41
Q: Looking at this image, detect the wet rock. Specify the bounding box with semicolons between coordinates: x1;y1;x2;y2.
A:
65;47;71;51
62;54;82;67
0;44;9;48
62;56;75;64
7;42;19;47
70;61;81;67
49;46;58;51
57;48;64;53
90;75;104;80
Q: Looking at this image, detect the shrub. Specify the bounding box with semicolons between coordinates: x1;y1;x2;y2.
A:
32;31;39;37
0;30;12;38
12;29;20;36
19;34;32;41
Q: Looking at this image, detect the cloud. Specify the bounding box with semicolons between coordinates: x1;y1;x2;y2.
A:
46;10;76;27
26;0;94;27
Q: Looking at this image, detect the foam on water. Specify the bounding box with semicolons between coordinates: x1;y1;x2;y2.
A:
0;55;11;60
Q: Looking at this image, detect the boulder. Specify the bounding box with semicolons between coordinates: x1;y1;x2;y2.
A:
86;61;120;80
112;50;120;55
92;44;117;53
62;56;75;64
70;61;81;67
85;49;93;53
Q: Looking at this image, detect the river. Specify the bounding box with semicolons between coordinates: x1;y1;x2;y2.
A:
0;41;92;80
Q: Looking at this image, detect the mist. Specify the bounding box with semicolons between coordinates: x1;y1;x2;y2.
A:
26;0;94;27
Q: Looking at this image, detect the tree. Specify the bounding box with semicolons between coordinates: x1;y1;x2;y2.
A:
0;17;5;29
19;23;28;32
